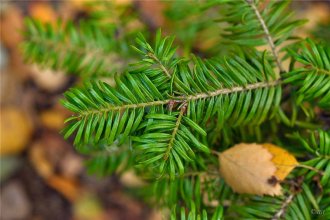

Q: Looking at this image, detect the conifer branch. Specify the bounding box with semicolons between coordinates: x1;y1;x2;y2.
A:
28;35;117;73
28;36;112;62
284;39;330;108
246;0;284;75
76;80;280;119
23;19;126;77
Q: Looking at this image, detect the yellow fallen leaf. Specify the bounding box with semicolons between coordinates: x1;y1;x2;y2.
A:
0;107;33;155
40;109;66;130
218;143;298;196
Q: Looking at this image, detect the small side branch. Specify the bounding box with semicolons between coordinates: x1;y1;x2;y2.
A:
314;67;330;76
164;103;187;160
272;194;294;220
246;0;284;76
148;52;172;78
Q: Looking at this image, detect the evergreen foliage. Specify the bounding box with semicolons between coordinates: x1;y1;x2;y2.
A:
23;19;126;77
23;2;144;78
23;0;330;219
284;39;330;108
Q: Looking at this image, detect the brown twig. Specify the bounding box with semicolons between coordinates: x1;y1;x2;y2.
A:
272;194;294;220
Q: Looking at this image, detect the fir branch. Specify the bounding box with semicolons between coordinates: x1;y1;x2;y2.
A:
62;53;282;178
27;34;112;63
245;0;284;74
63;48;283;150
27;34;117;74
130;30;177;91
133;112;209;178
217;0;306;75
284;39;330;108
287;129;329;197
73;79;280;123
23;19;132;77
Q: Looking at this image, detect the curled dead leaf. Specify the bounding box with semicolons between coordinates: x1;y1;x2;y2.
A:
47;175;81;202
29;141;54;179
218;143;298;196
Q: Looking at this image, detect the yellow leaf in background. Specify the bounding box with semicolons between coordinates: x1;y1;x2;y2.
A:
218;143;298;196
0;107;33;155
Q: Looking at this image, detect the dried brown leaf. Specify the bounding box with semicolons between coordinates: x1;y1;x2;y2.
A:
218;143;298;196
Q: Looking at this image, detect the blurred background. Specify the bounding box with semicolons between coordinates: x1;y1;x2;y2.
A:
0;0;329;220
